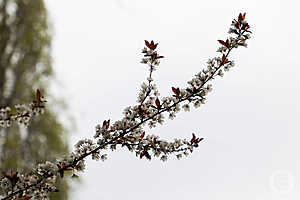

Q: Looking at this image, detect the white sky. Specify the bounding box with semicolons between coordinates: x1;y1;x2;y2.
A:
46;0;300;200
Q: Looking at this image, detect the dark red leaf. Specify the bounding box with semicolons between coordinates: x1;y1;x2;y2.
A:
218;40;226;47
36;89;41;101
172;87;177;95
240;13;246;21
150;40;158;50
145;40;158;50
191;133;196;143
221;54;230;64
235;22;240;29
107;119;110;129
140;151;145;159
102;119;110;129
225;39;230;48
140;132;145;140
155;98;161;109
241;23;250;31
238;13;242;24
237;13;246;28
1;171;7;178
172;87;180;96
145;40;150;48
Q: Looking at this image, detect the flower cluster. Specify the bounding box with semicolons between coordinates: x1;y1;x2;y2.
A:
0;90;46;128
0;163;58;200
0;13;251;200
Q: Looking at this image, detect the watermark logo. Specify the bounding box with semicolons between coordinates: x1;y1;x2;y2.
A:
269;170;294;194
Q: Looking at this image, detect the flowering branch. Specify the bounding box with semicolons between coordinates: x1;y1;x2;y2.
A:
0;89;46;128
0;13;252;200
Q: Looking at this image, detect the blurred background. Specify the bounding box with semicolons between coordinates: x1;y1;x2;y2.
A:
1;0;299;199
0;0;69;199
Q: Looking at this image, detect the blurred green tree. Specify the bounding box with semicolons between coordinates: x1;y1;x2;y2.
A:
0;0;70;199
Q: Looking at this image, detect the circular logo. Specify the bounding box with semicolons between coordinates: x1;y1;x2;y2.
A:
269;170;294;194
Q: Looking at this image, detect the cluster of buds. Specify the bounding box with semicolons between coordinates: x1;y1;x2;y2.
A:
0;89;46;128
0;13;251;200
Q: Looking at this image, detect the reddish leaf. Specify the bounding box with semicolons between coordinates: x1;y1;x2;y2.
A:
191;134;204;147
222;54;226;61
145;40;150;48
10;170;13;177
155;98;161;109
1;171;7;178
36;89;41;101
225;39;230;48
140;132;145;140
172;87;177;94
2;170;19;187
2;170;18;180
106;119;110;129
241;23;250;31
239;12;246;22
218;40;226;47
191;133;196;143
237;13;246;28
102;119;110;129
221;54;230;64
35;89;47;104
150;40;158;50
140;151;145;159
57;163;65;178
218;39;230;48
238;13;242;24
57;162;72;179
235;22;240;29
171;87;180;96
145;40;158;50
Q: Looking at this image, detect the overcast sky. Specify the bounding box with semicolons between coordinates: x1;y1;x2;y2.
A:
45;0;300;200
